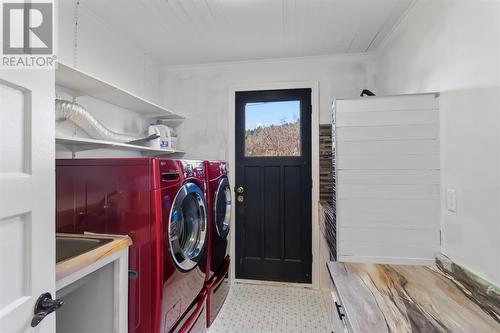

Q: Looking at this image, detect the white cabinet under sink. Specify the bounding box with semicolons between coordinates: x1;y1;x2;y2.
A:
55;233;131;333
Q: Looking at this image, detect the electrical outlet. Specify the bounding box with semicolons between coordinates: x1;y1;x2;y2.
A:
446;189;457;212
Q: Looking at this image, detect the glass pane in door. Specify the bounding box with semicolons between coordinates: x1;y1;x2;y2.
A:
245;100;301;157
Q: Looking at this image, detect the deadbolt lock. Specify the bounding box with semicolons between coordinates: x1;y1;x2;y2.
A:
237;195;244;203
236;186;244;194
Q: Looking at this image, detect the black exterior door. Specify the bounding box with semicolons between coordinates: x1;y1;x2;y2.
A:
235;88;312;283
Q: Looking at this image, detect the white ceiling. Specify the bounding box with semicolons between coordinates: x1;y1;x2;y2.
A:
80;0;413;66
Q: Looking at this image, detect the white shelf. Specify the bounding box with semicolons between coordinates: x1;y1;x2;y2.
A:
152;117;185;127
55;62;185;119
56;135;184;155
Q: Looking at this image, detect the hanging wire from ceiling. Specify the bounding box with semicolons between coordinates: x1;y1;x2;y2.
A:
73;1;80;69
282;0;285;42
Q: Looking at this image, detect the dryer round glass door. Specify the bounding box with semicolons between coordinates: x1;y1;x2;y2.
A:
169;182;208;271
214;177;231;238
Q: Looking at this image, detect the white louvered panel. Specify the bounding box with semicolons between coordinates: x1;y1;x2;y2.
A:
338;170;440;185
337;124;439;141
337;199;440;221
340;240;439;263
338;216;439;230
336;109;439;127
340;227;440;244
337;154;439;170
338;184;439;199
336;94;440;264
338;140;438;155
336;94;438;113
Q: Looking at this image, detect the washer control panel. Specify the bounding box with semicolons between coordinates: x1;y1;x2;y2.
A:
219;162;228;175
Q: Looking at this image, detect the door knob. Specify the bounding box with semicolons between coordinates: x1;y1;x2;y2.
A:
236;186;244;194
31;292;64;327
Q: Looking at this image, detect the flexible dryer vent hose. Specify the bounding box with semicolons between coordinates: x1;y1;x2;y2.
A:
55;99;141;143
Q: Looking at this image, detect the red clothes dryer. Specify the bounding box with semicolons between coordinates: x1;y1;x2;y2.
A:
56;158;208;333
204;160;232;327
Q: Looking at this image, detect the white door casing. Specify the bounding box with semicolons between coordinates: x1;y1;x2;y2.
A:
228;81;320;288
0;68;56;332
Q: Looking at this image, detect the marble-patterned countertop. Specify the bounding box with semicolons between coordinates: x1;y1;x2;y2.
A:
327;261;500;333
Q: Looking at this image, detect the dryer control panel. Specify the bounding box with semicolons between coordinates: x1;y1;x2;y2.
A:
182;160;205;179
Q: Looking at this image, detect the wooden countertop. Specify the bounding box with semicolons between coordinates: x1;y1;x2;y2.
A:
56;233;132;282
327;261;500;333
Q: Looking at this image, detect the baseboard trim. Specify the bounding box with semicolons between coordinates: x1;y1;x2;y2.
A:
338;255;435;266
234;278;314;289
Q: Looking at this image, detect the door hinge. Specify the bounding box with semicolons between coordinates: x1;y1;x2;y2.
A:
439;230;442;245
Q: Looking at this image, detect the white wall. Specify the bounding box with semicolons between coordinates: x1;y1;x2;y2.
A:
56;0;163;158
58;0;161;104
376;0;500;286
161;54;375;160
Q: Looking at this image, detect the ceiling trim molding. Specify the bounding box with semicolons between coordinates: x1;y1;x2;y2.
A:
161;52;376;73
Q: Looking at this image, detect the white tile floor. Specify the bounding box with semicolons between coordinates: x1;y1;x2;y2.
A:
208;283;332;333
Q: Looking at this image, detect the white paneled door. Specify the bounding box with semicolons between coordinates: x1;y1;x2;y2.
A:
0;69;56;332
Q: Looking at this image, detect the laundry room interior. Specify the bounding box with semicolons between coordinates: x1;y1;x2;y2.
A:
0;0;499;332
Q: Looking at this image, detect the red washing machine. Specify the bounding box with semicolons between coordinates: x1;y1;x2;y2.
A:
204;161;232;327
56;158;208;333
